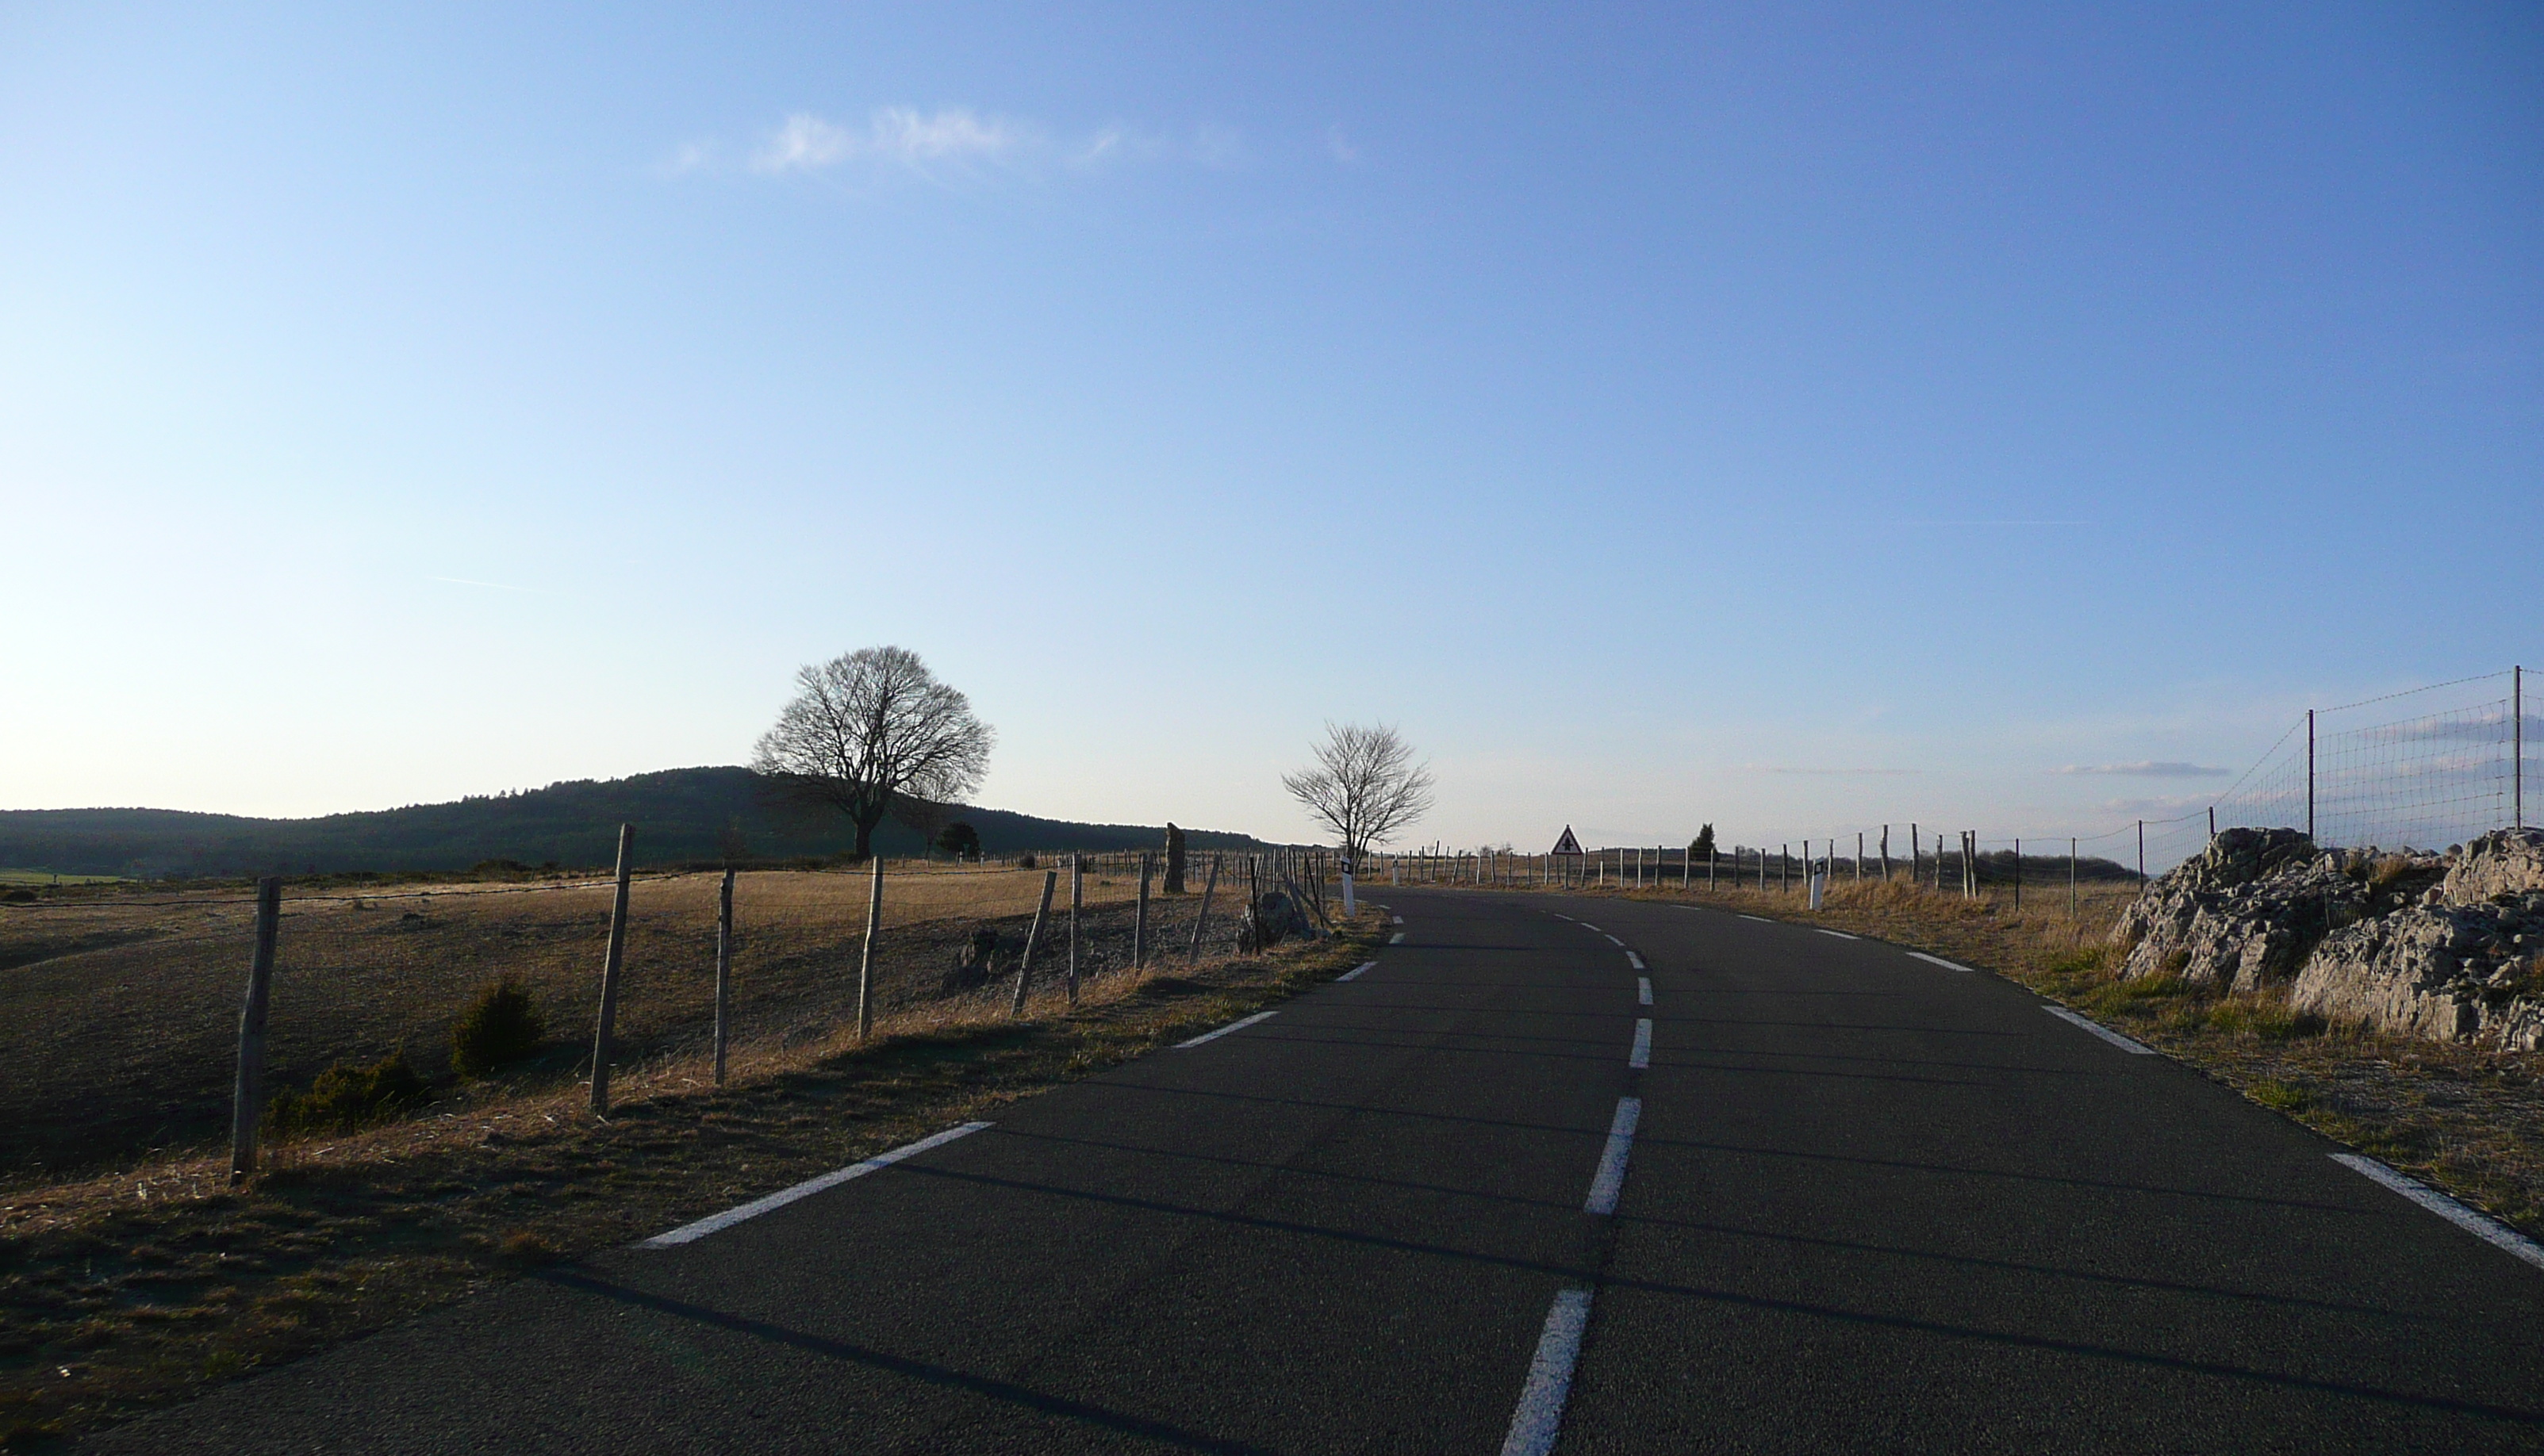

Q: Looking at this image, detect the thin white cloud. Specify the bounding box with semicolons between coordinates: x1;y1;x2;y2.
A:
1741;764;1922;776
2051;761;2231;777
749;107;1037;175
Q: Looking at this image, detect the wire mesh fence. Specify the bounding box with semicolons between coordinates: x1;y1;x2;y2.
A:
0;848;1334;1185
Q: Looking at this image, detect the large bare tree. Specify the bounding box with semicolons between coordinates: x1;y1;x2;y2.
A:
752;646;995;859
1283;722;1435;868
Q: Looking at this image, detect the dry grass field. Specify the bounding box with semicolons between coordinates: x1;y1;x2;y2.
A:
0;860;1215;1182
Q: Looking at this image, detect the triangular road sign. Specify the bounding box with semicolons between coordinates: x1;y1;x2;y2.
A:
1550;826;1584;856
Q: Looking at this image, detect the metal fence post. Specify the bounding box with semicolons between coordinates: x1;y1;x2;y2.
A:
2307;707;2317;841
228;876;282;1183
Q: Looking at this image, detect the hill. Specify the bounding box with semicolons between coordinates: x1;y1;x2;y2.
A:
0;768;1280;878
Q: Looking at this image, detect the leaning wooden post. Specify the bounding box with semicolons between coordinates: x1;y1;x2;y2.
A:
1010;868;1058;1017
590;823;635;1115
855;853;885;1043
1185;853;1222;961
228;876;282;1184
1065;854;1083;1005
713;868;735;1086
1133;852;1153;969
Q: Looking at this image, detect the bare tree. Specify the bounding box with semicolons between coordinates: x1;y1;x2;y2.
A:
752;646;995;860
1282;722;1435;868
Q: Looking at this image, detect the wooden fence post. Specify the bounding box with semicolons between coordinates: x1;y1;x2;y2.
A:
1010;869;1057;1016
1066;854;1083;1005
857;853;884;1043
1134;852;1153;969
714;868;734;1085
591;823;635;1115
1186;853;1222;961
228;876;282;1183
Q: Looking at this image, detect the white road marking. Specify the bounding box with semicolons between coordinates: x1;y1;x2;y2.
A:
1391;914;1404;924
1637;976;1652;1006
2042;1005;2155;1054
1602;933;1624;947
640;1121;992;1247
1584;1095;1641;1214
1909;952;1974;973
1739;914;1771;923
1625;951;1645;970
1499;1287;1594;1456
1175;1010;1279;1048
1337;961;1377;982
1815;928;1858;940
1389;932;1406;944
1578;923;1603;933
1629;1017;1652;1070
2331;1154;2544;1272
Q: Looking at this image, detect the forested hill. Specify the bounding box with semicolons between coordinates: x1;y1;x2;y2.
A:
0;768;1278;879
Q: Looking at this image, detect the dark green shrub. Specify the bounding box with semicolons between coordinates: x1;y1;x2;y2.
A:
937;822;982;860
451;977;547;1078
269;1052;428;1135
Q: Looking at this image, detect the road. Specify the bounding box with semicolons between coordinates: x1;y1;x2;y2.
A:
92;891;2544;1452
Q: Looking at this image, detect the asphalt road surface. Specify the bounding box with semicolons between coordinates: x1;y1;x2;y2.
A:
91;891;2544;1453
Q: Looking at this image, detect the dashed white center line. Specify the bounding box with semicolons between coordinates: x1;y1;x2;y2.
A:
1909;952;1974;973
1499;1287;1594;1456
1637;976;1652;1006
1337;961;1376;982
2042;1005;2155;1054
1602;933;1624;947
1389;932;1406;944
1629;1017;1652;1070
1739;914;1771;923
1625;951;1644;971
1175;1010;1279;1048
1815;928;1858;940
1577;923;1603;933
1391;914;1404;925
640;1121;992;1247
1584;1095;1641;1214
2331;1154;2544;1271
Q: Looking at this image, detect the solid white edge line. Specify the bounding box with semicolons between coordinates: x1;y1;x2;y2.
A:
1815;928;1858;940
1389;931;1406;944
1637;976;1652;1006
2331;1154;2544;1272
1337;960;1377;982
1175;1010;1278;1048
1625;951;1645;970
1499;1287;1594;1456
2042;1005;2156;1055
1584;1096;1641;1214
1629;1017;1652;1070
1909;952;1974;973
1739;914;1771;923
640;1121;993;1247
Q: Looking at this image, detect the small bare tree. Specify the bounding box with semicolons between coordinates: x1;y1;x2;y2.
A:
1282;722;1435;868
752;646;995;860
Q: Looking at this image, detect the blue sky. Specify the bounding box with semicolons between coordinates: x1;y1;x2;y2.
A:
5;2;2538;857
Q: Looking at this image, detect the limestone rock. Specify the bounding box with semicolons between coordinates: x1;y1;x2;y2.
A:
2109;828;2366;992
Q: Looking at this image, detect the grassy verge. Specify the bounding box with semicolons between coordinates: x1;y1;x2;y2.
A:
0;914;1383;1449
1493;876;2544;1241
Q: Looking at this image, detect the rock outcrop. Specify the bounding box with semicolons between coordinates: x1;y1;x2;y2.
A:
2288;829;2544;1050
2114;826;2544;1048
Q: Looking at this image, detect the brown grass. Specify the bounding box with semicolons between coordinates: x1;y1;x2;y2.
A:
0;886;1383;1449
0;863;1182;1181
1468;873;2544;1242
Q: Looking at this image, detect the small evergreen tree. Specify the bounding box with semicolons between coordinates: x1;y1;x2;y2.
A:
1691;824;1716;858
936;822;982;860
452;977;547;1078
